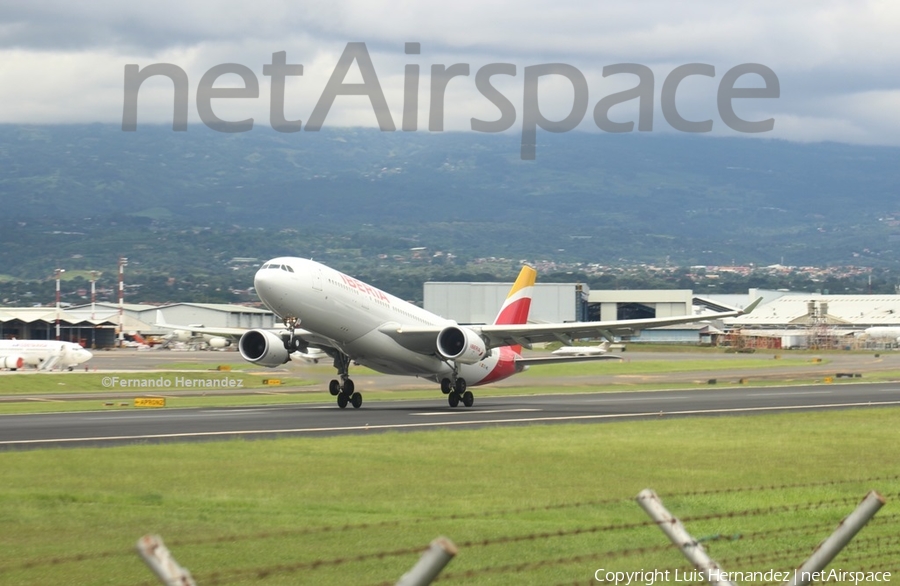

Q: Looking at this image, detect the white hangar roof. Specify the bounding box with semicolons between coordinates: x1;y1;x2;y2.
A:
727;295;900;328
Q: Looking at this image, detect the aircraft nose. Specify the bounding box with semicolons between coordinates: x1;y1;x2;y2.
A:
254;265;287;309
253;260;301;314
254;267;276;296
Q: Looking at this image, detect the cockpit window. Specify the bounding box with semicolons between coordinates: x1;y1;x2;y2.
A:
260;262;293;272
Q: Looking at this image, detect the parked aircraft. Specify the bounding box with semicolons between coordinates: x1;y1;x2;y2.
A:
0;339;93;371
551;342;622;358
238;257;760;409
863;326;900;341
154;313;234;350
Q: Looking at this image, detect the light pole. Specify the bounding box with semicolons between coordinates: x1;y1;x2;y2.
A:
90;270;100;349
118;257;128;348
54;268;65;341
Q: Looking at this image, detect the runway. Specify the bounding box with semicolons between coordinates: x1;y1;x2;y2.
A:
2;381;899;450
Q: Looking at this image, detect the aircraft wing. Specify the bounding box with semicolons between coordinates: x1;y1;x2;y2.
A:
380;297;761;354
154;313;338;351
154;310;248;338
475;296;760;348
155;324;249;337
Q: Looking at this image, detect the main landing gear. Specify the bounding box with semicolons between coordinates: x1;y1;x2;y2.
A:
440;376;474;408
281;317;362;409
328;352;362;409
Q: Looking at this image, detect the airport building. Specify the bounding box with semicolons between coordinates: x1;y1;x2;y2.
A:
0;302;276;348
723;293;900;350
424;281;590;324
424;281;900;348
5;284;900;350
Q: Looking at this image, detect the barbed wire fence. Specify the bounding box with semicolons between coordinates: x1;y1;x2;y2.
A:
2;475;897;585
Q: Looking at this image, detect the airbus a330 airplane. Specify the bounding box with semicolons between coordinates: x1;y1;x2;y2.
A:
0;339;93;371
238;257;760;409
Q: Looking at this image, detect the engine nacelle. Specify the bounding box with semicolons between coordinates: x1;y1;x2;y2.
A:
1;355;25;370
239;329;291;367
436;326;487;364
206;336;232;349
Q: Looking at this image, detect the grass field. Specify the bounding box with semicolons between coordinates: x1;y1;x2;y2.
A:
0;372;313;396
1;353;888;417
1;408;898;585
4;353;900;416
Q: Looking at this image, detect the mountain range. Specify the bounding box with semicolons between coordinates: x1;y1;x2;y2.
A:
2;124;899;277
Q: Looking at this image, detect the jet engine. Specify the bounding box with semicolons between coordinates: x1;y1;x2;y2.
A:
239;330;291;367
206;336;232;349
436;326;487;364
1;355;24;370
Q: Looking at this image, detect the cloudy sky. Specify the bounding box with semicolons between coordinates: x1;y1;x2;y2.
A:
2;0;899;146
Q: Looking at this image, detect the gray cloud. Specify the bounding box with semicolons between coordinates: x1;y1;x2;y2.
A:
1;0;898;146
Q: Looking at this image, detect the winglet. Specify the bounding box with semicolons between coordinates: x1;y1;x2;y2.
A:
739;296;763;316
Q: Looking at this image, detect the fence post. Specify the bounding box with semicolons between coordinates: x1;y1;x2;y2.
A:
783;491;885;586
136;534;196;586
637;489;737;586
395;536;458;586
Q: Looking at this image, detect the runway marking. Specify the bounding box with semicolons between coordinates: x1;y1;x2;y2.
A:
588;396;689;402
747;391;833;397
5;400;900;447
89;407;291;420
201;407;289;414
412;408;541;416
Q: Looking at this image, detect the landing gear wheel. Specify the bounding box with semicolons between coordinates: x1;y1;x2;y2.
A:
342;378;355;394
448;392;460;408
462;390;474;407
329;379;341;396
350;392;363;409
440;378;452;394
337;393;349;409
454;378;467;394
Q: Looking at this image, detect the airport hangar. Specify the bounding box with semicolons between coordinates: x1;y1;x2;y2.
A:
0;302;277;348
3;285;900;350
424;280;741;343
424;281;900;349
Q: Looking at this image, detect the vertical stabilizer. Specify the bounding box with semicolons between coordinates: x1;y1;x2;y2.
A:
493;266;536;326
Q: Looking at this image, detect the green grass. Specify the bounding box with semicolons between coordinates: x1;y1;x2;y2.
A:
518;357;818;377
4;360;900;415
0;372;313;395
1;408;898;585
153;361;260;371
0;376;887;415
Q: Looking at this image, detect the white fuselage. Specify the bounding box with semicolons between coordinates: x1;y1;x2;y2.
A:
254;257;518;385
0;340;93;371
552;346;604;357
864;327;900;340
